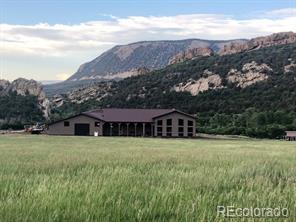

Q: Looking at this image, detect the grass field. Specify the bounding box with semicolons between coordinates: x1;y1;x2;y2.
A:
0;135;295;221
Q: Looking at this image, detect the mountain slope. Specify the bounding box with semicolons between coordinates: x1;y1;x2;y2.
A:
52;43;296;138
67;39;247;81
66;32;296;83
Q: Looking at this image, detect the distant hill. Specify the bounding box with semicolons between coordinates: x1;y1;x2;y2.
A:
66;32;296;84
67;38;247;81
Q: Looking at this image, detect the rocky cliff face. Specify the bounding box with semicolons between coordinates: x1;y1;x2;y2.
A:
284;59;296;73
51;82;115;107
0;78;50;118
67;39;247;81
168;47;214;65
173;70;223;95
219;32;296;55
172;61;273;95
227;61;272;88
168;32;296;65
95;67;151;80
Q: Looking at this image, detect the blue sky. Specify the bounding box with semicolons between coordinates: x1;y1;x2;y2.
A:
0;0;295;81
2;0;295;24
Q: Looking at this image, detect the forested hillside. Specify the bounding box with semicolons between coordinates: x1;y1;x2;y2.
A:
52;43;296;138
0;79;48;130
0;92;44;129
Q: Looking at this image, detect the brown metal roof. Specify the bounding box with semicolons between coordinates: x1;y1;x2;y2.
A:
84;108;174;123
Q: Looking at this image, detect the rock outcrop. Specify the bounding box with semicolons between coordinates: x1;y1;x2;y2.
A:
168;47;214;65
66;82;114;104
173;70;223;95
227;61;272;88
168;32;296;65
51;94;64;108
284;59;296;73
0;78;50;118
173;61;273;95
0;80;10;95
99;67;151;80
219;32;296;55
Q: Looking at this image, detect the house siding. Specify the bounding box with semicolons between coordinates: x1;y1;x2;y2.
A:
48;115;103;136
153;112;196;137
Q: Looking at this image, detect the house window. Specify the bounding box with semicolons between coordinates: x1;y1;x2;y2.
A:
166;119;172;126
188;133;193;137
166;132;172;137
178;133;184;137
157;126;163;136
64;121;70;127
188;127;193;133
178;127;184;133
157;120;163;126
95;122;100;127
178;119;184;126
188;120;193;126
166;127;172;132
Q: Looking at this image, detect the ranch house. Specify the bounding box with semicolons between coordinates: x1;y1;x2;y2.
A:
285;131;296;141
47;108;196;137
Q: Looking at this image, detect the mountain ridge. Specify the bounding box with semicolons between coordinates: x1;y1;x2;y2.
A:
67;38;247;81
67;32;296;82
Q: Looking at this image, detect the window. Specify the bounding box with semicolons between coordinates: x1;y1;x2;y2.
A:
64;121;70;127
166;132;172;137
188;120;193;126
95;122;100;127
157;120;163;126
157;126;163;136
178;119;184;126
166;119;172;126
178;127;184;133
178;133;184;137
167;127;172;133
188;127;193;133
188;133;193;137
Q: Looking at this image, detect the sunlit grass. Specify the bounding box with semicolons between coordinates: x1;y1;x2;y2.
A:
0;135;295;221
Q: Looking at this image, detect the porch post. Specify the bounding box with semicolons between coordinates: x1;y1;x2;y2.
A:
118;123;121;136
110;123;113;136
142;123;145;137
135;123;137;136
151;124;154;137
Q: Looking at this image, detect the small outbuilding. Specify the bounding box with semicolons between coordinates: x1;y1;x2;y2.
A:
47;108;196;137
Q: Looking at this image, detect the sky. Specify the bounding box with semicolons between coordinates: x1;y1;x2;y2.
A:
0;0;295;81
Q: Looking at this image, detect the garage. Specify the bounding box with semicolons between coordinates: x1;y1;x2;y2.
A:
74;123;90;136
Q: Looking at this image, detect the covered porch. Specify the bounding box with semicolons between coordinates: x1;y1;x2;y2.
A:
102;122;154;137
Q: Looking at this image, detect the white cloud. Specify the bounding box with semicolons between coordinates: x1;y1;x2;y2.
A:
264;8;296;18
0;8;295;58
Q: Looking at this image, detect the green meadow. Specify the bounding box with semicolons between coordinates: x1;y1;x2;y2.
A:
0;135;295;221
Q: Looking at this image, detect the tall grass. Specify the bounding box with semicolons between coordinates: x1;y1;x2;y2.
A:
0;135;295;221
